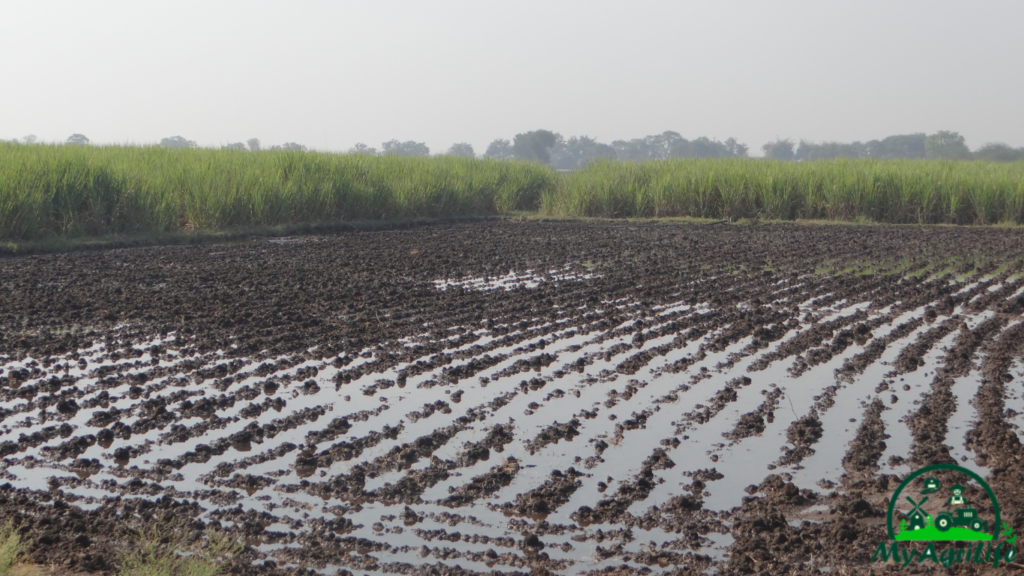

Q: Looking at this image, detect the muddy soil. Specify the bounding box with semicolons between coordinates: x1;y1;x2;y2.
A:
3;221;1024;574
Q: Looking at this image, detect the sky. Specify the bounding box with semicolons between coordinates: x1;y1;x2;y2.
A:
2;0;1022;156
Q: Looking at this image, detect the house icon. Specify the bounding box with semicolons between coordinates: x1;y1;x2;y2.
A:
908;509;927;530
906;496;929;530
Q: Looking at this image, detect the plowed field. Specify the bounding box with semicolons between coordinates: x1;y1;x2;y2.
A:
3;221;1024;575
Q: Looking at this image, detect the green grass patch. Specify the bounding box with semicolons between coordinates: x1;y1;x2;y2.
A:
905;256;954;279
120;523;242;576
837;260;868;275
0;143;553;242
0;521;28;576
954;259;987;282
930;265;957;281
881;258;915;276
895;525;992;542
983;255;1022;279
813;258;840;275
541;157;1024;224
4;143;1024;244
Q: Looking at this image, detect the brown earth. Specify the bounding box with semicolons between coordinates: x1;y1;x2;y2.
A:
2;221;1024;575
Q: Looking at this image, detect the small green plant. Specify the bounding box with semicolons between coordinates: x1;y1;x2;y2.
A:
0;521;28;576
119;523;242;576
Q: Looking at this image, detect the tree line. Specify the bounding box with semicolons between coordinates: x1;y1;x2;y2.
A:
7;130;1024;165
344;131;750;169
763;131;1024;163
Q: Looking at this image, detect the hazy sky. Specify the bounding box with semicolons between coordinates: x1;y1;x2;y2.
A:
2;1;1022;155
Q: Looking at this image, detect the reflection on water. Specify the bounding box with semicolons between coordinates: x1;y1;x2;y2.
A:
0;270;1011;574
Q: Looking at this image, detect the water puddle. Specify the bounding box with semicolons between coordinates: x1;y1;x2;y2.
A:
434;267;598;292
0;273;1011;574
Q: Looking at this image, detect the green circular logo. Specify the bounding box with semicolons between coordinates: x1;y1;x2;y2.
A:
887;463;1000;542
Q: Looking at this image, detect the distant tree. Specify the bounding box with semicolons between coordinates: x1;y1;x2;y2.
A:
66;134;90;145
589;142;618;162
609;132;747;161
794;140;868;161
349;143;378;155
446;143;475;158
382;140;430;157
551;135;618;169
247;138;261;152
484;138;513;159
612;131;684;162
973;143;1024;163
611;138;647;162
21;135;37;145
160;136;197;148
724;138;749;158
550;135;569;168
925;131;971;160
761;139;795;161
865;133;926;159
685;137;722;158
670;136;749;159
270;142;307;152
222;142;247;150
512;129;558;164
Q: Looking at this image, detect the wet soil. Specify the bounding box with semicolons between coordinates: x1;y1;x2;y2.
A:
3;221;1024;574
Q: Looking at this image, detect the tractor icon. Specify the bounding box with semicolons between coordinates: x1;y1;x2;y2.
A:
936;507;987;533
935;484;988;533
